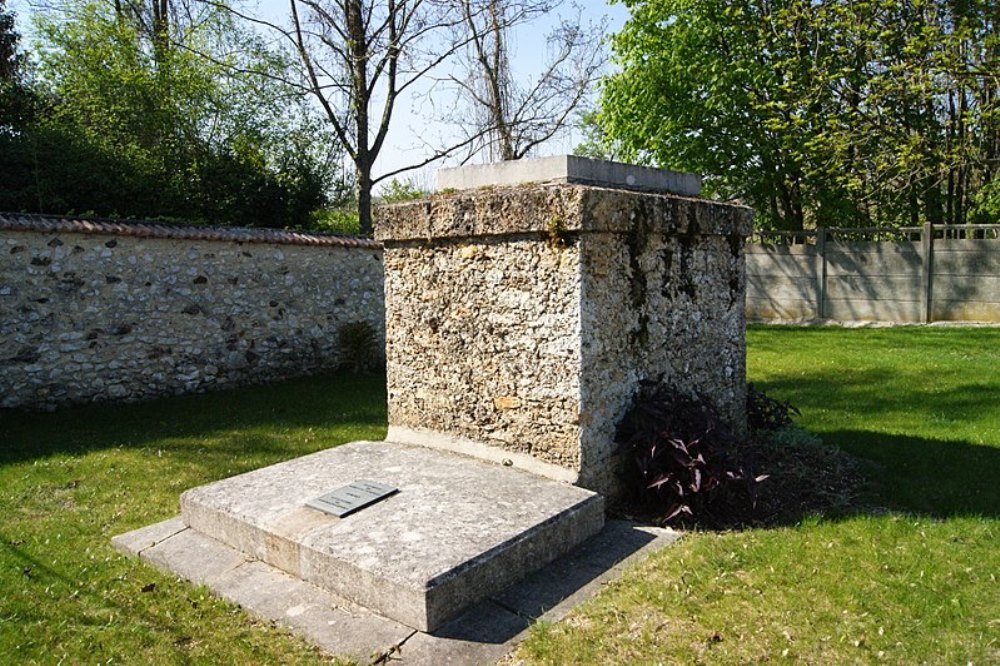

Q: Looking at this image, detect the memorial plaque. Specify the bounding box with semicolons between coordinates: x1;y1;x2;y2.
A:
306;480;398;517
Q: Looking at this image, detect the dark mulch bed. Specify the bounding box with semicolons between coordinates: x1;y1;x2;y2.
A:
611;426;870;530
746;426;871;527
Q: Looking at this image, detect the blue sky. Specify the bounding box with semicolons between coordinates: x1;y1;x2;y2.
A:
250;0;631;188
10;0;630;191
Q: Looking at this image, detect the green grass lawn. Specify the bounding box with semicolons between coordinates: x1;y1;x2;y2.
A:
517;326;1000;664
2;327;999;664
1;373;386;664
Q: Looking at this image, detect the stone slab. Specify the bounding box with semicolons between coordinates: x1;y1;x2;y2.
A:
114;517;678;664
213;560;415;661
111;515;187;557
116;525;414;662
143;528;249;586
396;600;528;665
491;521;680;623
397;520;680;664
437;155;701;197
180;440;605;631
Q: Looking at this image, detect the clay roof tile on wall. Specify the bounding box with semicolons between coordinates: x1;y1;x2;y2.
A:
0;212;382;249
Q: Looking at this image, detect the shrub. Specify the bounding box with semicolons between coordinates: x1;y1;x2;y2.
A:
378;178;426;204
747;382;801;436
335;321;382;374
614;380;764;527
311;206;360;235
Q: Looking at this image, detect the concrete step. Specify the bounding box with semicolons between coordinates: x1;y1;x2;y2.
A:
180;440;604;631
112;517;679;663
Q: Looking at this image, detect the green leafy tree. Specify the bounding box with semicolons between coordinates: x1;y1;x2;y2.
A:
598;0;859;229
0;0;341;227
573;109;618;161
598;0;1000;229
0;0;34;131
827;1;1000;226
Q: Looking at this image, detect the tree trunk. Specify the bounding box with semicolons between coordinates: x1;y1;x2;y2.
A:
356;164;373;236
346;0;373;235
152;0;170;69
478;0;514;161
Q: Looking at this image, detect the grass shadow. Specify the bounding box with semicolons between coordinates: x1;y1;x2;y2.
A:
0;371;388;472
742;426;1000;531
747;326;999;524
818;430;1000;519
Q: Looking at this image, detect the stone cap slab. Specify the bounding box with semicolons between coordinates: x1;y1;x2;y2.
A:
437;155;701;197
375;184;752;243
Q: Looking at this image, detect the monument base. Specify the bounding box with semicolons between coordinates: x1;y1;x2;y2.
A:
153;440;603;631
113;513;677;663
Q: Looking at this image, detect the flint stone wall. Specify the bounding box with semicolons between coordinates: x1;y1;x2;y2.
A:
1;215;384;410
377;184;751;496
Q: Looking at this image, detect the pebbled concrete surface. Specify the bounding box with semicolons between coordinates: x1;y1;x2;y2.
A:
114;518;679;664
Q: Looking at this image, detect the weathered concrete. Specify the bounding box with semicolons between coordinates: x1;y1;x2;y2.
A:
378;182;742;242
180;440;604;632
144;529;250;585
747;231;1000;324
119;524;416;662
212;560;415;659
437;155;701;197
113;517;679;664
111;515;187;557
377;174;751;497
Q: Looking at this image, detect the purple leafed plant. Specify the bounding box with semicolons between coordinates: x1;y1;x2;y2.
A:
615;380;767;527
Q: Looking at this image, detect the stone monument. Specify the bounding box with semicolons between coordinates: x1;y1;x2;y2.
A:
114;156;751;639
379;155;751;497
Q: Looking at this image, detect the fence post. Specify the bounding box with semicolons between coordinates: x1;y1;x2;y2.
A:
921;222;934;323
817;227;827;320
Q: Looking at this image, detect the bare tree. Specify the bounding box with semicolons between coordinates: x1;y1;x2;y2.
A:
192;0;600;231
200;0;494;235
445;0;606;162
292;0;459;234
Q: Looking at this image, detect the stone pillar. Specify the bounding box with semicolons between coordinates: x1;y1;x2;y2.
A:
375;156;751;497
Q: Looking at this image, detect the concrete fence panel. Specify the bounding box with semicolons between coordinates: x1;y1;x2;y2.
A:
746;225;1000;324
746;244;820;320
